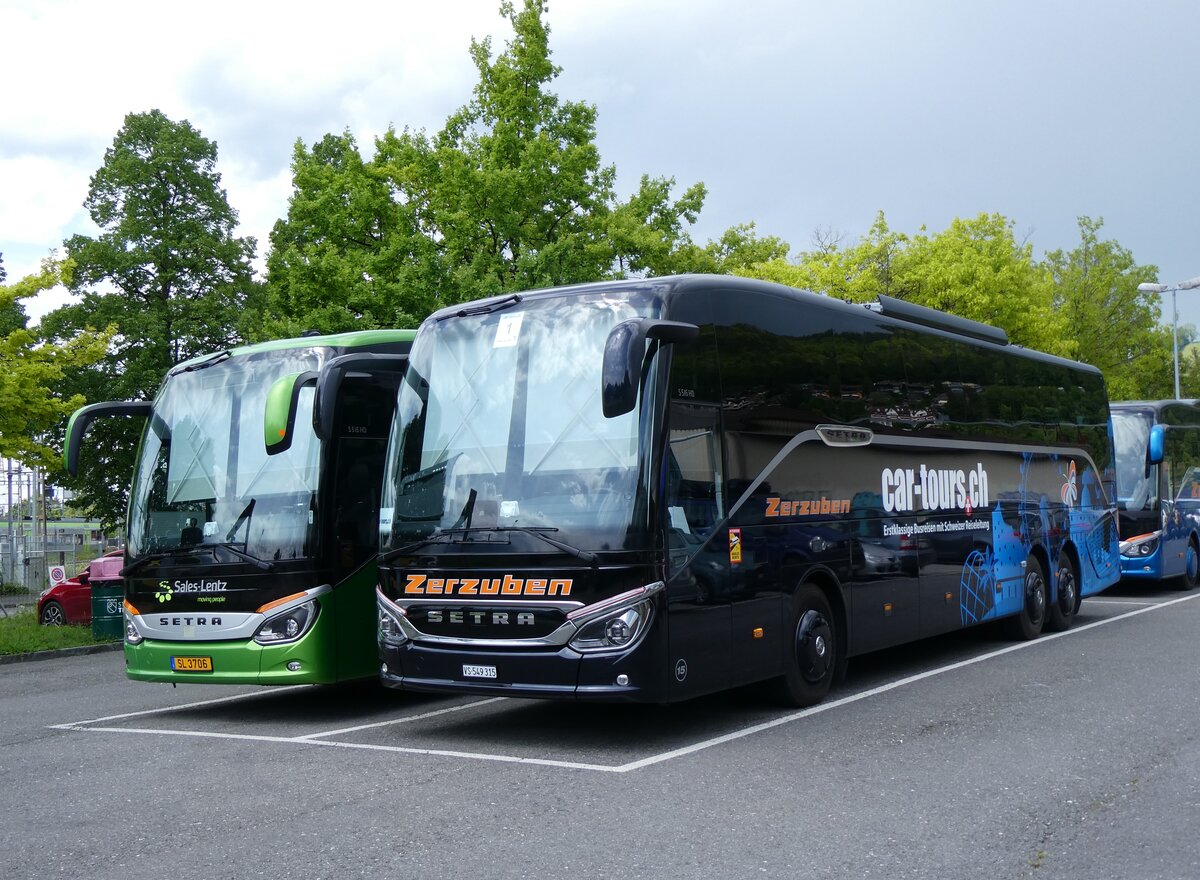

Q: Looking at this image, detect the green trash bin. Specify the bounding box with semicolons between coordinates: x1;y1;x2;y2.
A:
91;581;124;641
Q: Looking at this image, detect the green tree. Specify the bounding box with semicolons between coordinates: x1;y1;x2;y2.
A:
257;131;438;339
39;109;257;528
0;253;27;336
0;258;110;467
1042;216;1167;399
743;212;1062;353
264;0;746;329
902;213;1063;355
742;212;915;302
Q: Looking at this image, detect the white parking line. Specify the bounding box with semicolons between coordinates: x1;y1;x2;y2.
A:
49;685;309;729
52;592;1200;773
612;591;1200;773
296;697;509;739
1084;599;1161;606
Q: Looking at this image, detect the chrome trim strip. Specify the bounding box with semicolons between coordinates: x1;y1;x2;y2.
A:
377;581;663;648
131;583;331;641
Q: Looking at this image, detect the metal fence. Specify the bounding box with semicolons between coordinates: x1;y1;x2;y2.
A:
1;535;111;594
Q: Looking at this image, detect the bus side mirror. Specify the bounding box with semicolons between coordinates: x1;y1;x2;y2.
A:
1148;424;1166;468
264;371;318;455
63;401;153;475
601;319;699;418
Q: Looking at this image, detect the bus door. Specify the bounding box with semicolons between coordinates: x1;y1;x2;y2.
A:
329;373;400;673
664;401;732;698
1164;426;1200;575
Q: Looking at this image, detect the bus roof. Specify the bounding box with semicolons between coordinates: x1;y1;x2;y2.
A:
424;273;1101;376
170;329;417;372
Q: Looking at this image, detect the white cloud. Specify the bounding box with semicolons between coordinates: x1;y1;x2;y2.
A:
2;0;1199;328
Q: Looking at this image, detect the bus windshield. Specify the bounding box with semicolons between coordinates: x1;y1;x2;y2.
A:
1112;409;1156;511
381;292;658;553
127;349;325;561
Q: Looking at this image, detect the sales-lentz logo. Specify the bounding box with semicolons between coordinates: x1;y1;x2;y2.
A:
155;578;229;603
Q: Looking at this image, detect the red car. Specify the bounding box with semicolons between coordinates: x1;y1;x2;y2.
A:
37;551;124;626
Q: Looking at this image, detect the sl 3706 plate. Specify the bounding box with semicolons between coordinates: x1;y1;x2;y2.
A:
462;664;497;679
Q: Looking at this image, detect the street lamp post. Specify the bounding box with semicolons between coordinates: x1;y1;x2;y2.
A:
1138;276;1200;399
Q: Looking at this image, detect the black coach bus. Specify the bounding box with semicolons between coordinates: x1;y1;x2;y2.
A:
371;275;1120;706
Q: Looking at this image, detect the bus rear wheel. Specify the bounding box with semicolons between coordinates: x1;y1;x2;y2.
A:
1045;553;1077;632
1004;555;1047;641
771;584;838;707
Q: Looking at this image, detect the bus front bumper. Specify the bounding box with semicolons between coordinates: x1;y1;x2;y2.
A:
124;633;340;685
379;642;661;702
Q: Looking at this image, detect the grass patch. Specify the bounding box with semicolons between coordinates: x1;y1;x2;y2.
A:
0;609;118;655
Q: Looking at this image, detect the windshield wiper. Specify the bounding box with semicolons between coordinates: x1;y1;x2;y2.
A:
440;293;522;320
225;499;256;542
379;532;466;562
497;527;598;565
168;350;231;376
122;540;275;574
121;547;208;576
380;525;597;565
206;541;274;571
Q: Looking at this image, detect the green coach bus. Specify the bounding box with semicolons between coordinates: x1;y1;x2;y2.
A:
64;330;413;685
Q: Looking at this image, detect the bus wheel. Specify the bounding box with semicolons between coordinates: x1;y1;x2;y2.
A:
772;584;838;707
1175;538;1200;590
1045;553;1077;632
1004;555;1047;640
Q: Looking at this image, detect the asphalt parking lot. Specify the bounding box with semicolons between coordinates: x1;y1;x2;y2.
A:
5;584;1200;879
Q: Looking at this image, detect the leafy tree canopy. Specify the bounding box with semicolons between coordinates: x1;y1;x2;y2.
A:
741;212;1170;399
1043;216;1168;399
260;0;774;335
39;109;258;528
0;258;110;467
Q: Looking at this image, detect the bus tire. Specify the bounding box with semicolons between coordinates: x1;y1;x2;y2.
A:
1004;555;1047;641
1177;538;1200;591
1045;552;1077;632
771;583;838;707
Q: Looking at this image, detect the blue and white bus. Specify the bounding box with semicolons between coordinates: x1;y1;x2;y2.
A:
1112;399;1200;588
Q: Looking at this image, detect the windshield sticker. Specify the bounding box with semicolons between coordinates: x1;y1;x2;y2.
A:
494;313;523;348
729;528;742;564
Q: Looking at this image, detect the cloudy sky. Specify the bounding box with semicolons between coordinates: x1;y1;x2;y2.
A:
3;0;1199;328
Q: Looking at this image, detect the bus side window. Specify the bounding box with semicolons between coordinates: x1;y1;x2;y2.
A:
1177;467;1200;500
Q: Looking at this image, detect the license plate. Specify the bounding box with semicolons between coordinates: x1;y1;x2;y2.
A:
462;664;497;679
171;656;213;672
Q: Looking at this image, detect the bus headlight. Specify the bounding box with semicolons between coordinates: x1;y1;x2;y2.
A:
254;599;318;645
569;600;653;653
124;612;143;645
377;594;409;647
1119;532;1160;558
